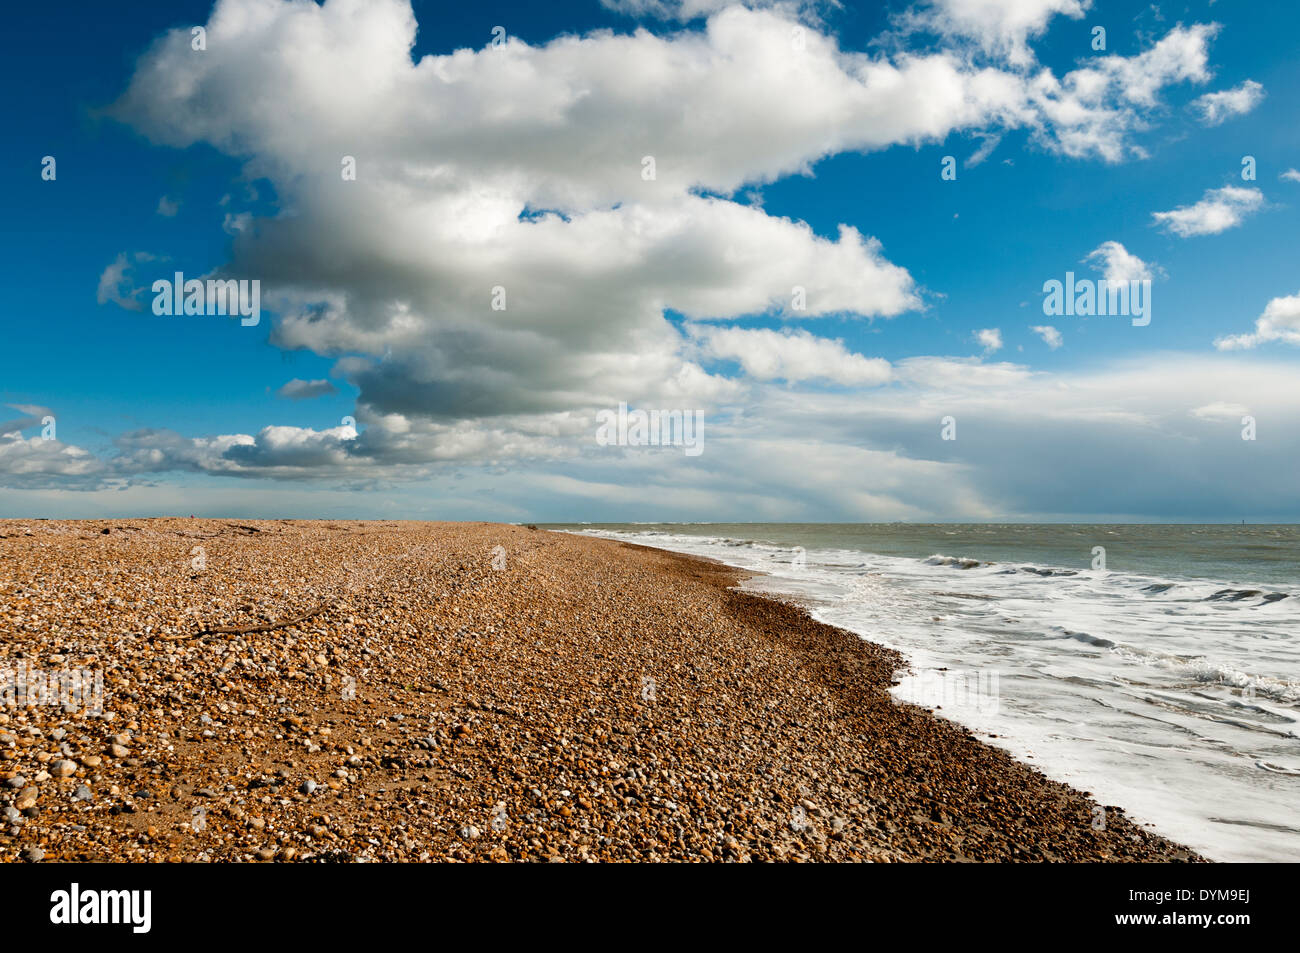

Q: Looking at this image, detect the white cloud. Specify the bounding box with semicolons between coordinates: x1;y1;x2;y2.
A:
104;1;1223;437
1190;79;1264;126
1280;168;1300;184
1030;324;1062;348
966;132;1002;167
112;2;1036;209
600;0;829;21
156;195;180;217
691;326;892;385
15;0;1258;518
117;2;1051;429
104;413;586;483
95;252;156;312
11;354;1300;521
1024;23;1219;161
1214;291;1300;351
1152;185;1263;237
112;425;358;479
1083;240;1158;282
902;0;1090;67
110;1;1226;198
0;433;106;489
1094;22;1218;107
975;327;1003;353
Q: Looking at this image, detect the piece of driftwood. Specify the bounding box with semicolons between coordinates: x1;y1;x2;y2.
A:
162;602;330;640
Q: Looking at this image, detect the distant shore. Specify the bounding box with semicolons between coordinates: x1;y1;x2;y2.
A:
0;520;1202;862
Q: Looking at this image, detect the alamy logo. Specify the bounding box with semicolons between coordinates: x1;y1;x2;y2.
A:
899;669;1000;715
1;665;103;714
152;271;260;326
1042;272;1151;327
595;401;704;456
50;883;151;933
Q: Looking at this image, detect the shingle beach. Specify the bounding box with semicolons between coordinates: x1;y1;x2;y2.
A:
0;520;1203;862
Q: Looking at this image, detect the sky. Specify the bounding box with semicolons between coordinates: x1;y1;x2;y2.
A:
2;0;1298;522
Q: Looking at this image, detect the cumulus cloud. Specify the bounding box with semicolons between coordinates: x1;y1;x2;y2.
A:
276;378;339;400
0;432;107;490
1030;324;1062;348
1190;79;1264;126
100;0;1226;445
100;408;595;483
1280;168;1300;184
5;0;1260;518
974;328;1003;353
1025;23;1219;161
111;2;1031;208
1152;185;1263;237
1214;291;1300;351
691;326;892;385
1083;240;1159;282
110;425;361;481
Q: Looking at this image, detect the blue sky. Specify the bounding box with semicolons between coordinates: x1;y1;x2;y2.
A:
3;0;1299;521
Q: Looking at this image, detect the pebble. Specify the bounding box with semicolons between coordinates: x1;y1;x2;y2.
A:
50;759;78;778
0;519;1205;864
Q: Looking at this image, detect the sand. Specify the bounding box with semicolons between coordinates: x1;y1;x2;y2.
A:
0;519;1202;862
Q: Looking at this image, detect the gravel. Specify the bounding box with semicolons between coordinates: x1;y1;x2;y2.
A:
0;519;1203;862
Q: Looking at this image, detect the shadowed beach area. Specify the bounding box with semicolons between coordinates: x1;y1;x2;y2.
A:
0;520;1203;862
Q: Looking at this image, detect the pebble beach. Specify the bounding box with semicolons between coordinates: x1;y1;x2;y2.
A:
0;520;1203;862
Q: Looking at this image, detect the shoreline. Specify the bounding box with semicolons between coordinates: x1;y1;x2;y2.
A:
0;520;1203;861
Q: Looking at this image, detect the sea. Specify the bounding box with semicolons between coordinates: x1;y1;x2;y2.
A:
545;522;1300;862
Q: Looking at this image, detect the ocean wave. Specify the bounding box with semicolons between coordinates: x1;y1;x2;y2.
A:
923;554;985;569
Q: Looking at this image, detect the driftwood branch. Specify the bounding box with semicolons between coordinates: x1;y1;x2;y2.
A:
162;602;331;640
